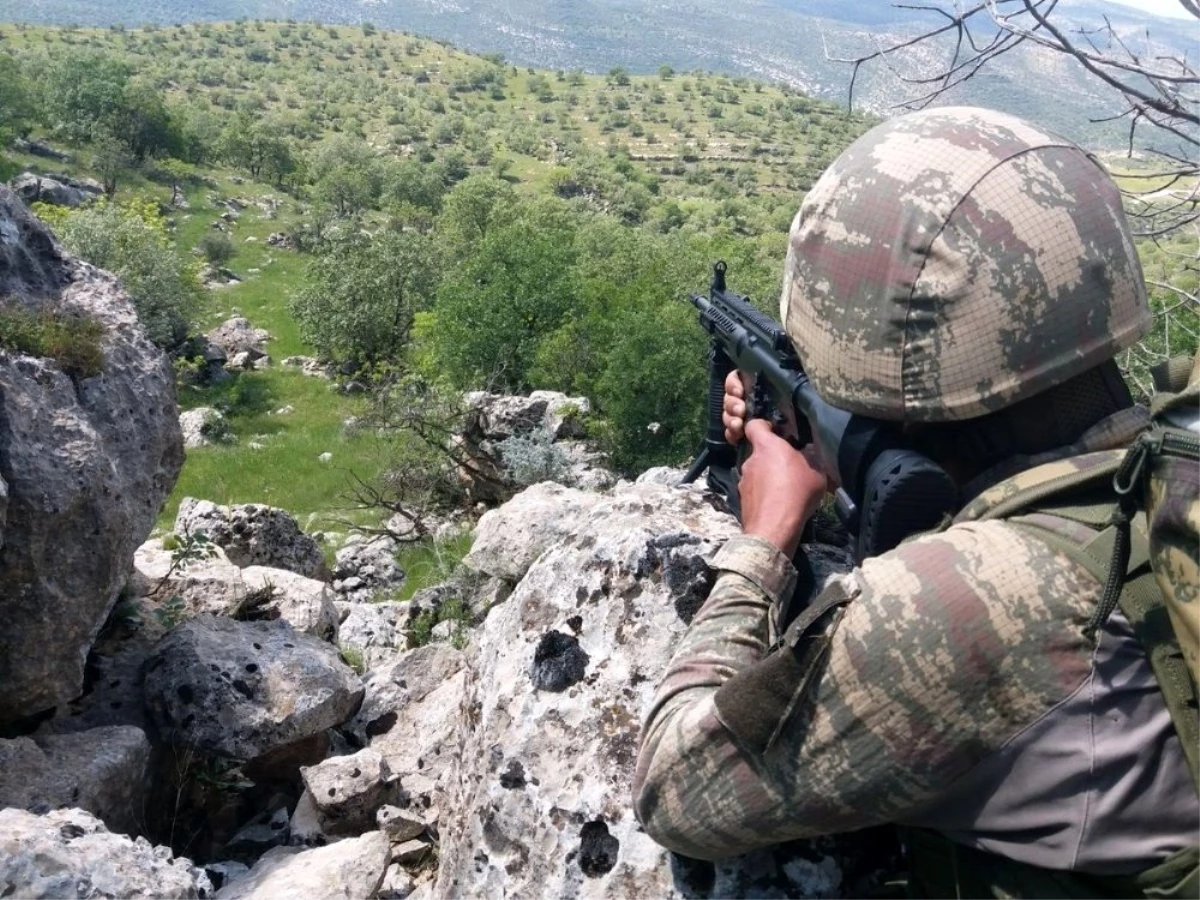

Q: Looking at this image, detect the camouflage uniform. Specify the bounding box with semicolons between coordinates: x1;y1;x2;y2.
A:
635;108;1199;881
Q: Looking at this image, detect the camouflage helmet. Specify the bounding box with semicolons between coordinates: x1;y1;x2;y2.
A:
781;106;1151;422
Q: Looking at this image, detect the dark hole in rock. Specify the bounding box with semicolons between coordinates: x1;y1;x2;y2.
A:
566;615;583;634
253;643;262;650
209;664;221;672
283;643;294;649
351;768;361;778
109;701;122;710
366;712;397;737
417;758;424;770
177;685;195;705
670;852;717;896
232;679;254;699
328;788;336;797
59;823;86;841
531;631;589;692
579;820;619;878
181;714;196;728
245;663;258;673
499;760;526;790
109;680;120;688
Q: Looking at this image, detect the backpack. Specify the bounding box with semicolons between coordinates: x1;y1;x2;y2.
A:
905;354;1200;899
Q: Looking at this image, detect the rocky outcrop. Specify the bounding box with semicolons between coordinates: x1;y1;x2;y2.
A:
0;185;184;721
175;498;327;579
215;830;390;900
0;807;212;899
338;602;410;671
143;616;363;760
0;727;152;836
206;317;270;357
300;747;396;836
10;172;103;207
333;536;406;604
180;406;230;448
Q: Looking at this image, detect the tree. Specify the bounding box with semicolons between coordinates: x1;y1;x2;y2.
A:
43;51;132;145
306;135;383;217
291;230;439;370
0;53;34;145
435;173;516;259
119;80;176;161
49;200;200;349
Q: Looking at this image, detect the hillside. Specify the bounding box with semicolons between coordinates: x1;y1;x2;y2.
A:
0;0;1194;149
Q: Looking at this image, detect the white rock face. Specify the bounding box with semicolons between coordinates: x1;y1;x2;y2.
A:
465;482;602;583
432;480;863;899
176;497;328;579
179;406;228;448
0;807;211;899
206;316;270;356
0;186;184;720
338;601;410;671
301;747;396;836
0;726;151;837
333;536;405;603
216;830;390;900
143;615;363;760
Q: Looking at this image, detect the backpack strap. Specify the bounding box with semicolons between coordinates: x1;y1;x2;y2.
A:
1011;509;1200;792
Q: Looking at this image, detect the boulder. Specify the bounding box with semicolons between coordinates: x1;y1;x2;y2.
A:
338;601;410;671
333;536;405;603
0;807;211;899
9;172;101;207
206;317;270;356
432;480;866;899
215;830;390;900
175;497;328;579
0;726;151;836
530;390;590;439
301;747;396;836
347;645;467;792
143;616;363;760
180;406;229;448
0;185;184;721
465;482;601;584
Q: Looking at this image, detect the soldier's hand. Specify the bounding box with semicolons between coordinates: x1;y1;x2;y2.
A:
739;419;827;557
722;370;750;444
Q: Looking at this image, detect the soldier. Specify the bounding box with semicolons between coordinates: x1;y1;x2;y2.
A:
633;107;1199;898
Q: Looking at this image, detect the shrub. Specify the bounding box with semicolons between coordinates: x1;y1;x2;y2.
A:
497;427;572;487
0;306;105;378
197;231;234;266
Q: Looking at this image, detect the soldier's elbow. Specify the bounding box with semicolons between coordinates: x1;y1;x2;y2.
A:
633;768;727;861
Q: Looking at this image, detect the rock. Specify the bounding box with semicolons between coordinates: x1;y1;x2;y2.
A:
0;807;211;899
465;482;601;583
529;390;591;439
558;440;617;492
143;615;363;760
175;498;328;579
376;804;427;843
333;537;405;604
236;566;340;641
266;231;296;249
205;861;251;891
392;838;432;866
338;602;409;670
206;317;270;356
13;138;72;161
432;480;869;898
289;789;328;848
0;726;151;836
10;172;101;207
281;355;331;378
215;830;390;900
0;185;184;721
377;864;417;899
180;407;230;448
347;646;467;791
229;350;257;370
223;806;291;860
302;747;396;836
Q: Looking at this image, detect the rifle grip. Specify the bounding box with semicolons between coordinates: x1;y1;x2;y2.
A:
707;346;734;446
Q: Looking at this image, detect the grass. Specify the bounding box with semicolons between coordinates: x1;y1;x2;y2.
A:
391;530;474;604
0;305;105;377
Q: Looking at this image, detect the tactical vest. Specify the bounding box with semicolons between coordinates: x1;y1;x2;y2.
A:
903;359;1200;899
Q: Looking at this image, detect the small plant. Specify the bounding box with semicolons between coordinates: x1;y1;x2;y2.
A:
339;644;366;674
153;593;188;630
0;305;105;379
497;427;572;487
197;231;235;266
409;595;471;650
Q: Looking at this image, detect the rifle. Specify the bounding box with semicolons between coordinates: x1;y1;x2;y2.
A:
683;260;959;562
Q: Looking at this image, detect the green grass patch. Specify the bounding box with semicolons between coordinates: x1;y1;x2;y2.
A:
0;305;105;378
391;530;474;604
161;367;392;531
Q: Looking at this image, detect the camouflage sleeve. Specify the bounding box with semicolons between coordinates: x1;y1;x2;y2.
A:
633;521;1100;860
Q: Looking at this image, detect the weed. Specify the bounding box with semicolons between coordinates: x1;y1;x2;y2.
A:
409;595;471;649
339;644;366;674
0;304;105;378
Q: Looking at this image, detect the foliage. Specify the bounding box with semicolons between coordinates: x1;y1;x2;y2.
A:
41;199;201;349
197;230;234;265
409;595;471;650
497;427;572;487
0;305;105;378
0;52;34;144
291;229;439;370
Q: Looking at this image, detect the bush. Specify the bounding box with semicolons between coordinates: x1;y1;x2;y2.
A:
0;306;105;378
497;427;572;487
197;231;234;266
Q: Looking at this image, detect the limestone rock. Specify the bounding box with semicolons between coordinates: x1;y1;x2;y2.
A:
236;566;339;641
333;536;405;603
206;317;270;356
180;406;229;448
433;480;867;898
0;807;211;899
376;804;428;843
143;615;363;760
347;646;466;791
10;172;102;207
301;747;396;836
289;789;328;848
339;601;410;671
215;830;390;900
0;185;184;721
465;482;601;583
176;497;327;579
0;726;151;836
